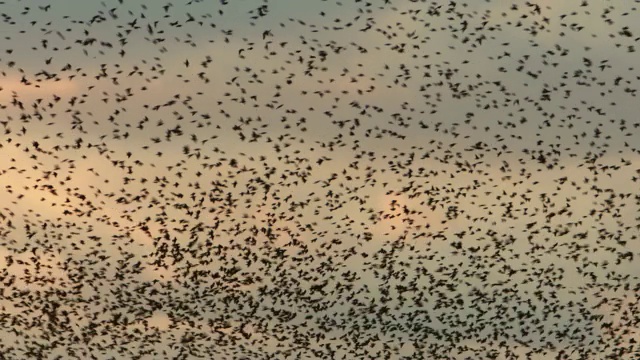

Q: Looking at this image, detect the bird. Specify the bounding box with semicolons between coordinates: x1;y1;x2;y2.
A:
0;0;637;359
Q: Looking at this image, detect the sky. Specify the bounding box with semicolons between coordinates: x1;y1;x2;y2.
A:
0;0;639;359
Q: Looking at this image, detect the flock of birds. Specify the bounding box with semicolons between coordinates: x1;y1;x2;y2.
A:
0;0;639;359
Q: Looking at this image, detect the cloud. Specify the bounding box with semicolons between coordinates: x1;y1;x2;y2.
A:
0;76;79;104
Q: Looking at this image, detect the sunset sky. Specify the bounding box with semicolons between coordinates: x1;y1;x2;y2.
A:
0;0;639;359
